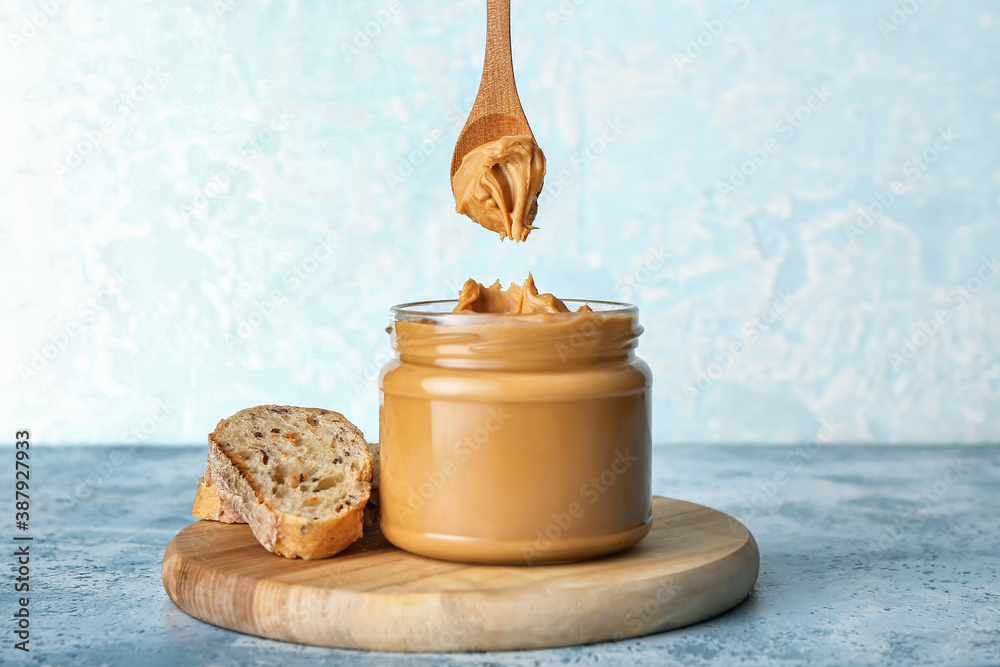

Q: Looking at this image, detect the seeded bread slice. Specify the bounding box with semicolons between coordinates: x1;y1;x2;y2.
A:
362;441;380;527
191;461;244;523
193;447;381;526
192;475;219;519
367;440;380;506
207;405;373;559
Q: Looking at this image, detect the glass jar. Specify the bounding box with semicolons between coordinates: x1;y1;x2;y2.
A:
378;299;652;564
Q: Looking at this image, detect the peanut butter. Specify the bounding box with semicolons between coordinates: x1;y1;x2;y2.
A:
378;298;652;564
452;135;546;242
453;274;592;314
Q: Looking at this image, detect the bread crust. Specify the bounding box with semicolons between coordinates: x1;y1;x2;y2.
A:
207;406;373;560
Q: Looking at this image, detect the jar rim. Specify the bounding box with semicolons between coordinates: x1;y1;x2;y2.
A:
390;299;638;323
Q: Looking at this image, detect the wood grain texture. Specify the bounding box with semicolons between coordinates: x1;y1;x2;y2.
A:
161;496;759;652
450;0;534;176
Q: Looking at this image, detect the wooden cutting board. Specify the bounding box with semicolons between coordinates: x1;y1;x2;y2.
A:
161;496;758;652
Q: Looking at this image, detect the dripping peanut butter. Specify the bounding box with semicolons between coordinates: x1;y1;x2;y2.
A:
378;277;652;564
452;135;546;242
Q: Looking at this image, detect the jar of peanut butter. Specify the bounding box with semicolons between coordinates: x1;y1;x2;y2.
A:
378;298;653;564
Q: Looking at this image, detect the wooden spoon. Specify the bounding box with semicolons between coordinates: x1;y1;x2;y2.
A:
450;0;534;178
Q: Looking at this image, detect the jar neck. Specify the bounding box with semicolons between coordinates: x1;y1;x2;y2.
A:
391;313;642;371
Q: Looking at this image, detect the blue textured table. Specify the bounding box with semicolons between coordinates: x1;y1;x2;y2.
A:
6;444;998;666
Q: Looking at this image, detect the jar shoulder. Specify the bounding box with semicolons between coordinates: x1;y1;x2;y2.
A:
380;357;652;400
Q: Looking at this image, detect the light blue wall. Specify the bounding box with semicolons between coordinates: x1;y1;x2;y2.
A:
3;0;999;444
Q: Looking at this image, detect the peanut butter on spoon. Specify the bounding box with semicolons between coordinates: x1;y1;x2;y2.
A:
452;135;546;242
453;273;592;313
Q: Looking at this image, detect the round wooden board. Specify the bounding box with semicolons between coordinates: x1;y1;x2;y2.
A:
161;496;759;652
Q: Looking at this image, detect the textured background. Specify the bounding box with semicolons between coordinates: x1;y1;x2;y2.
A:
2;0;999;445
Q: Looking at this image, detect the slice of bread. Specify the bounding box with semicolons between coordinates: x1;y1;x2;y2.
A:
361;441;379;526
191;475;219;519
207;405;373;559
367;440;380;506
191;461;244;523
193;446;382;526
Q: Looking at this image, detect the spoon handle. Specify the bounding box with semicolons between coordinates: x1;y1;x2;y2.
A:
478;0;520;115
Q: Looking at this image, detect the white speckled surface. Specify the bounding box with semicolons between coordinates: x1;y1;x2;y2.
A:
11;443;999;665
2;0;1000;444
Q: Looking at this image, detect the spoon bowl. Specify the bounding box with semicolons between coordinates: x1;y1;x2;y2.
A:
450;0;533;178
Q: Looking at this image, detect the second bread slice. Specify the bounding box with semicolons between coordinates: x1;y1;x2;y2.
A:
208;405;373;559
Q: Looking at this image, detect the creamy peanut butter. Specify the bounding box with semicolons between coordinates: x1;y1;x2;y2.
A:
452;135;546;242
378;300;652;564
453;274;592;314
